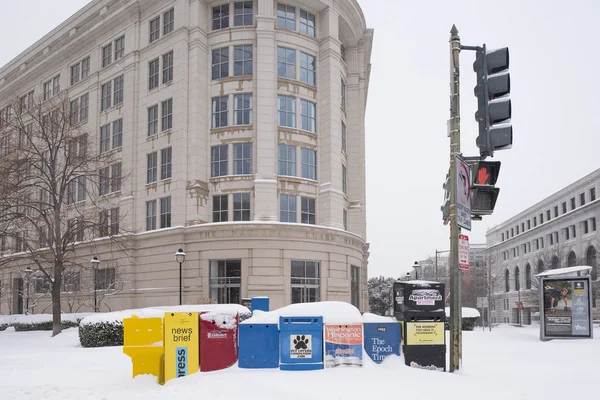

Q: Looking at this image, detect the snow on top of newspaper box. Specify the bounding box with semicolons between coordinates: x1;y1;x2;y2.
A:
361;312;397;323
241;301;362;325
80;304;249;326
444;307;481;318
405;280;441;286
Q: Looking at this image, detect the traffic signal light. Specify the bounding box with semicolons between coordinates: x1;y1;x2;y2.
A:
441;171;450;225
473;44;512;158
469;160;501;216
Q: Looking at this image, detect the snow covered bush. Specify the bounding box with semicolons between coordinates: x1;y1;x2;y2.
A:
0;323;9;331
461;317;477;331
12;313;90;332
79;321;124;348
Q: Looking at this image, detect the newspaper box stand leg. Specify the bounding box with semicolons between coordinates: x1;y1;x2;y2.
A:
279;316;323;370
393;280;447;372
122;316;165;385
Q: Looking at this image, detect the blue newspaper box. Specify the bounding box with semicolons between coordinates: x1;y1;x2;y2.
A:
239;322;279;369
279;316;323;370
363;321;401;363
251;297;270;312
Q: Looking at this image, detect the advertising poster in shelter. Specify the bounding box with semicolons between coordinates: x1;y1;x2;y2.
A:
542;278;592;338
324;324;363;368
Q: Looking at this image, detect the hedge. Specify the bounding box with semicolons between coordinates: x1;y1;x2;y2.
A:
79;321;124;348
0;323;9;331
461;317;478;331
13;319;81;332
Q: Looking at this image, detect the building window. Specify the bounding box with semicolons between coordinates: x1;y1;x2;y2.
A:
99;163;121;195
147;152;158;184
233;93;252;125
299;9;316;37
233;143;252;175
278;144;296;176
20;91;34;111
161;99;173;131
301;148;316;180
554;206;559;218
277;47;296;79
300;100;316;133
163;8;174;35
102;43;112;68
70;57;90;85
213;195;228;222
148;105;158;136
212;47;229;80
163;51;173;83
533;216;537;227
351;265;360;308
301;197;315;224
343;209;348;231
62;270;81;293
571;197;576;210
100;81;112;111
277;4;296;30
539;213;544;224
233;193;251;221
546;210;551;221
278;95;296;128
584;220;589;234
161;147;172;180
234;1;253;26
99;208;120;237
527;220;531;230
114;36;125;60
502;233;505;241
593;217;597;231
591;187;596;201
160;197;171;228
580;193;586;206
212;96;228;128
342;164;347;195
505;269;510;292
67;176;86;204
212;4;230;30
280;194;297;222
112;118;123;149
572;225;577;238
300;52;316;86
341;79;346;111
211;145;228;177
516;226;519;235
96;268;116;291
44;75;60;100
341;121;347;153
146;200;157;231
149;16;161;43
114;75;124;106
149;58;160;90
291;260;320;303
210;260;241;304
234;44;253;76
70;93;89;124
100;121;114;153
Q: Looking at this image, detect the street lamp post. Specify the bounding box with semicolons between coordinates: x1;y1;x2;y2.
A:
412;261;421;280
23;267;33;315
175;249;186;305
90;256;100;312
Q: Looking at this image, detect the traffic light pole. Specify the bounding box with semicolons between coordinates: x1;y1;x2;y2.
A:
448;25;462;372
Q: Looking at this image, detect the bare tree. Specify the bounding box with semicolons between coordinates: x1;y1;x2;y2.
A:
0;93;130;336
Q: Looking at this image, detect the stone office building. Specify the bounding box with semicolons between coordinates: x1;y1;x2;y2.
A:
486;169;600;324
0;0;373;314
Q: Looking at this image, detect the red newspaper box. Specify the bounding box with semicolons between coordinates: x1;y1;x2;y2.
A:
199;312;239;372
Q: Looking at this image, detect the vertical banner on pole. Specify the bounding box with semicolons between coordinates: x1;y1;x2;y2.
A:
164;312;199;383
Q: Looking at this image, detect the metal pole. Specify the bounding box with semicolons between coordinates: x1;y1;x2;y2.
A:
518;286;522;327
25;277;29;314
435;250;438;281
179;261;182;305
94;270;97;313
448;25;462;372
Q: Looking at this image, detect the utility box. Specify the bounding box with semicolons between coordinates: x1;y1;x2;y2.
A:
238;322;280;369
279;316;323;370
393;280;446;372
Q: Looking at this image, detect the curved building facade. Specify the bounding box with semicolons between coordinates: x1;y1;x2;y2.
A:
0;0;373;313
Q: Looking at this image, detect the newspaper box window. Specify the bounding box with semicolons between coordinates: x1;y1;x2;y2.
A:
537;266;594;341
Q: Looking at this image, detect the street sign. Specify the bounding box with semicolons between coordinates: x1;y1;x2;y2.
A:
458;234;469;270
455;156;471;230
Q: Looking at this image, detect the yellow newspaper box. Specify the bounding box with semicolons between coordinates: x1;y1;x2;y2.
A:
122;316;165;384
164;312;199;383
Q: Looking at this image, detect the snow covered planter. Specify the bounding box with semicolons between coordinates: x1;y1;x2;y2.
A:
78;304;250;348
12;313;91;332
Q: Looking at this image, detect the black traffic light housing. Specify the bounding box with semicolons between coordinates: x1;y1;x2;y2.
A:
473;44;512;158
469;160;501;216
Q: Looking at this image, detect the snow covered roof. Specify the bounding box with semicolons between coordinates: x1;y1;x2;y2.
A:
536;265;592;277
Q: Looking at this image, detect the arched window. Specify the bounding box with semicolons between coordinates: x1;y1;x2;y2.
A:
586;246;597;281
515;266;520;291
505;269;510;292
525;264;532;289
567;251;577;267
537;259;544;274
551;256;559;269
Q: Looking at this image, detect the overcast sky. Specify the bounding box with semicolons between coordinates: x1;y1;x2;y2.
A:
1;1;599;279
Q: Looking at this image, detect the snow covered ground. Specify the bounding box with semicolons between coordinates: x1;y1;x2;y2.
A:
0;323;598;400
